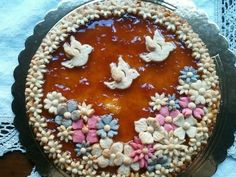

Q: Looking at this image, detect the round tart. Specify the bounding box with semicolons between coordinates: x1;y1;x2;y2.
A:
25;0;221;176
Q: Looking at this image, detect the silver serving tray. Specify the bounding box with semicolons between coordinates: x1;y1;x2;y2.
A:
12;0;236;176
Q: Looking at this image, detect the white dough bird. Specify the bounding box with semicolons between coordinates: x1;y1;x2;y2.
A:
139;30;176;62
61;36;93;68
104;56;140;90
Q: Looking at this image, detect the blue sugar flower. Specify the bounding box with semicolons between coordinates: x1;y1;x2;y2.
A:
180;66;199;83
55;100;80;127
167;94;180;110
147;156;168;172
96;114;119;138
75;142;91;156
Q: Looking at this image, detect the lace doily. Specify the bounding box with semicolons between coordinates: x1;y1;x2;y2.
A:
216;0;236;55
0;117;25;156
27;167;41;177
0;0;235;177
215;0;236;159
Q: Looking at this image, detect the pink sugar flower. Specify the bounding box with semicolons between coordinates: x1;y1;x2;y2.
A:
155;106;180;132
129;137;155;168
72;116;99;144
179;97;205;119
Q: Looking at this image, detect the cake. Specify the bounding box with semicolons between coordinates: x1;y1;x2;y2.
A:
25;0;221;176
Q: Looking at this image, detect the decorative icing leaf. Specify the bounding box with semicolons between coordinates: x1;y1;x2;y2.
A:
97;156;109;168
174;127;185;140
117;165;130;176
131;162;140;171
134;118;148;133
186;127;197;138
100;138;113;149
91;144;102;157
67;100;78;112
186;116;197;126
153;131;164;141
110;142;123;154
113;152;124;166
139;132;154;144
124;144;133;156
173;115;185;127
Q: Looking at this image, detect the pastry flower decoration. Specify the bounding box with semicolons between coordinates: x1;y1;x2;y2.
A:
129;137;155;168
91;138;124;168
140;30;176;62
149;93;168;111
78;102;95;122
173;114;197;140
44;91;66;114
62;36;93;68
134;117;164;144
155;106;180;132
96;114;119;138
55;100;80;127
179;97;205;119
104;56;140;89
72;116;99;144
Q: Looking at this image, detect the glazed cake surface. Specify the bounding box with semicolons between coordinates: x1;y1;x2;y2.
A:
25;0;221;176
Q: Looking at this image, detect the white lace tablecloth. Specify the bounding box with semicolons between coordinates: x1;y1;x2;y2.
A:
0;0;235;176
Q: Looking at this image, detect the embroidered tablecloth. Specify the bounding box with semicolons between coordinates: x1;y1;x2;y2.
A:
0;0;235;176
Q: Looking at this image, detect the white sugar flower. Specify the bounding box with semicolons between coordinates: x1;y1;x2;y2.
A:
49;27;65;43
134;117;164;144
176;23;193;41
173;115;197;140
28;101;43;116
62;16;79;33
26;71;44;89
78;102;94;122
125;0;138;14
149;93;168;111
177;79;190;95
66;161;84;176
189;80;211;105
204;89;220;107
81;153;99;170
110;0;126;16
152;10;165;25
44;91;66;114
154;131;188;159
98;4;112;17
57;125;73;142
36;129;54;145
185;32;202;49
117;144;140;176
25;86;43;102
203;74;219;88
197;57;216;74
43;140;62;159
29;58;47;73
189;121;209;151
138;3;152;19
33;49;52;64
54;151;72;169
85;7;100;20
91;138;124;168
29;115;47;132
80;168;97;176
42;35;58;53
164;16;181;32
